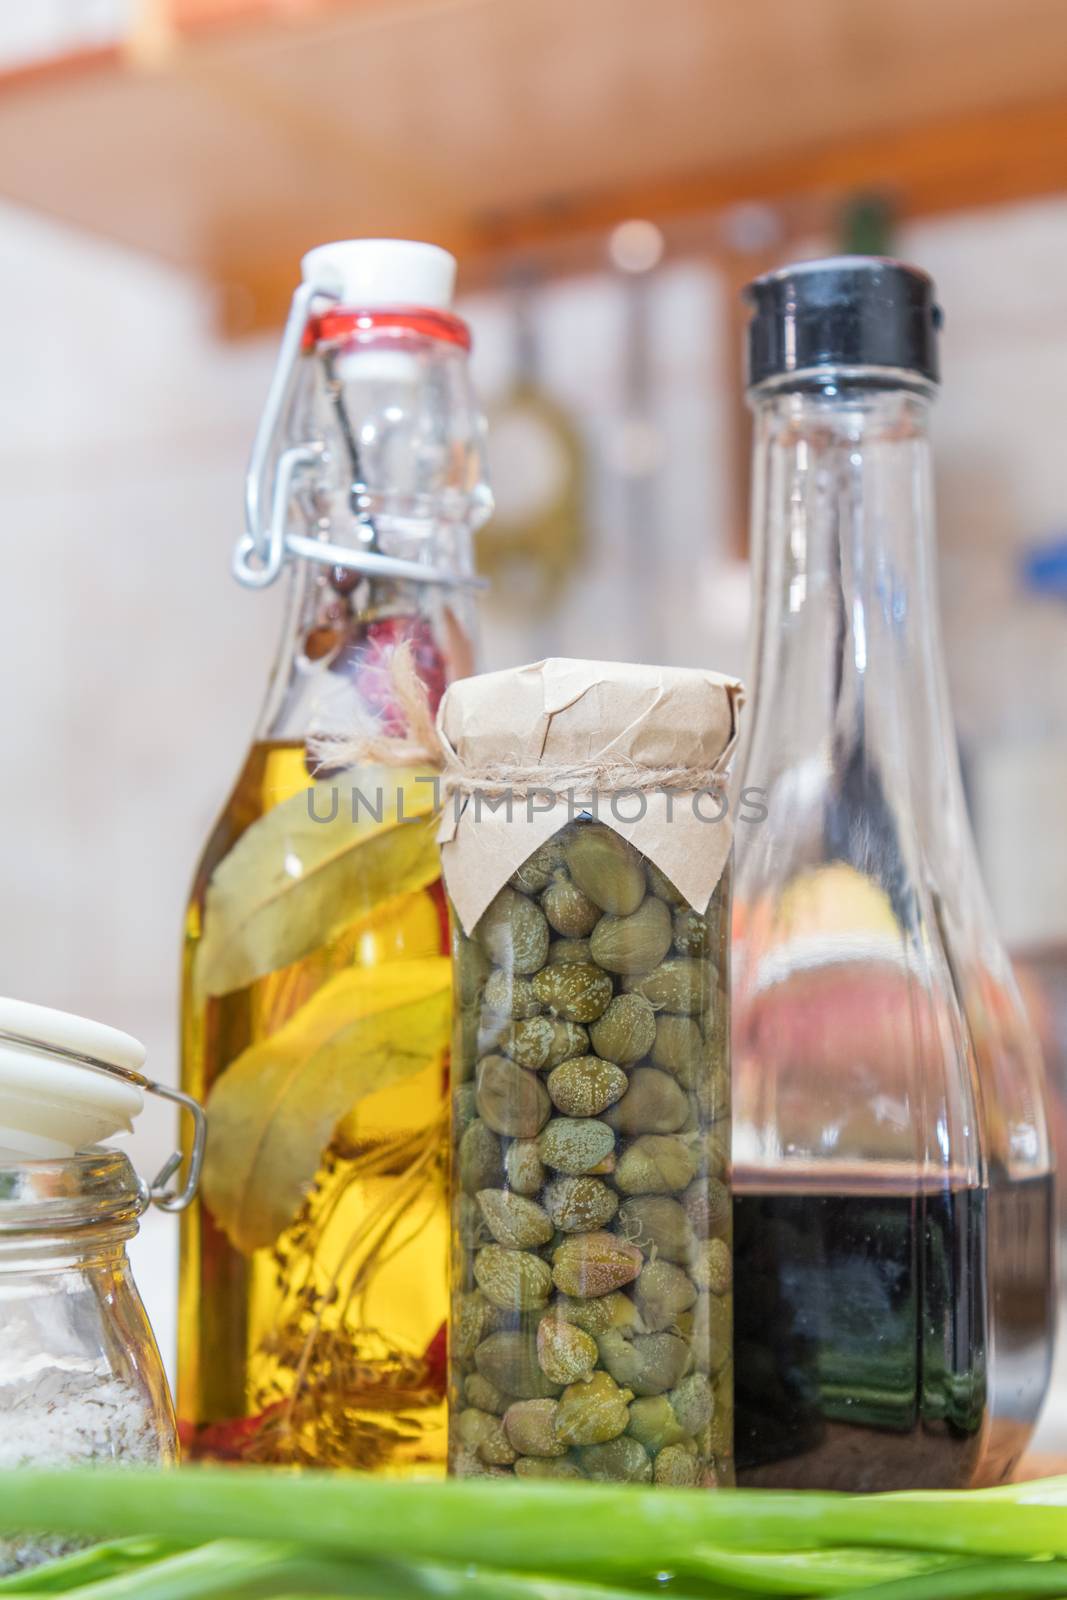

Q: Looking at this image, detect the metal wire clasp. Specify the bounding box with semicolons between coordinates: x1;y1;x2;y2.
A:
233;277;486;594
0;1026;206;1214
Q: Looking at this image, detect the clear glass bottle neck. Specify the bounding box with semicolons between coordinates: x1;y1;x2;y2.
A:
740;379;970;876
258;536;478;746
257;320;485;746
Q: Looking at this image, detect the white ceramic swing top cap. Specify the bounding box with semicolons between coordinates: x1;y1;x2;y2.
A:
0;997;145;1160
301;238;457;309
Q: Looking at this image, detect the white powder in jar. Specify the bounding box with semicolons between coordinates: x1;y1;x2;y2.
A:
0;1369;163;1575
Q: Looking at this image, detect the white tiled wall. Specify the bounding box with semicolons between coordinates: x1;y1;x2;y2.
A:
0;206;283;1174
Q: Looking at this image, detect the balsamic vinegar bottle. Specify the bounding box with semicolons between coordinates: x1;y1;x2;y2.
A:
731;258;1054;1490
178;240;489;1471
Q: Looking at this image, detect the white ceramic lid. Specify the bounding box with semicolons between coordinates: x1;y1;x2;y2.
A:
301;238;456;309
0;997;145;1159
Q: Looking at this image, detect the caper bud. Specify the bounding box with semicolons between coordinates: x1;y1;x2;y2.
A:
626;1394;686;1452
548;938;593;965
453;1082;478;1133
565;825;646;916
614;1134;699;1195
580;1434;652;1483
596;1329;690;1397
616;1195;696;1263
532;963;613;1024
457;937;491;1004
589;895;672;976
627;958;713;1014
706;1370;733;1455
502;1398;567;1458
474;1332;561;1399
474;1244;553;1312
555;1371;633;1446
694;1063;731;1124
589;993;656;1065
502;1017;589;1072
455;1407;518;1466
505;1138;546;1196
453;1290;494;1362
645;860;686;907
543;875;601;938
691;1237;732;1294
672;907;710;957
483;968;543;1020
706;1293;732;1375
684;1175;730;1238
536;1316;598;1385
477;886;550;974
476;1189;554;1249
547;1055;628;1118
475;1009;510;1058
654;1444;699;1486
451;1447;509;1479
650;1015;704;1087
703;1124;730;1182
454;1000;482;1082
551;1232;643;1298
465;1372;508;1414
511;839;567;895
669;1372;714;1436
552;1290;638;1336
543;1175;619;1234
513;1454;583;1479
458;1118;504;1194
539;1117;615;1175
476;1055;551;1138
456;1192;490;1250
605;1067;690;1137
634;1259;697;1331
681;1293;731;1376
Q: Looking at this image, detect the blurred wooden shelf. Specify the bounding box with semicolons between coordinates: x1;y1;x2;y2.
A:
7;0;1067;330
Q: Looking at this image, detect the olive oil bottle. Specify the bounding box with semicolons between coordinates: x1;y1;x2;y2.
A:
178;240;489;1470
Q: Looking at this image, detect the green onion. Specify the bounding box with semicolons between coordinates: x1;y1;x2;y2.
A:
0;1470;1066;1599
683;1547;961;1594
3;1471;1067;1576
832;1559;1067;1600
0;1544;383;1600
0;1541;180;1594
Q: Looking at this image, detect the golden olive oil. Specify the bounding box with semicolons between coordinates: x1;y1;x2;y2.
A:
178;741;449;1471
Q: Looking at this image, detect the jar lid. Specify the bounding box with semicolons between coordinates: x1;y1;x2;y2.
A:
0;997;146;1159
437;658;745;931
301;238;456;309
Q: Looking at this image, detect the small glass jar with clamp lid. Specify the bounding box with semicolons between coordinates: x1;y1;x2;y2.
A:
0;997;205;1573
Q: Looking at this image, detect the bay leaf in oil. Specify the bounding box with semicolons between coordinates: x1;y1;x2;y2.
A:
194;766;440;1000
201;955;451;1255
255;887;445;1039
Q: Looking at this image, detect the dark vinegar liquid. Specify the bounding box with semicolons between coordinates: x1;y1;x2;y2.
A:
735;1175;989;1491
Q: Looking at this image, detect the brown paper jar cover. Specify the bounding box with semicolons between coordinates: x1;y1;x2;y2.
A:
437;658;744;932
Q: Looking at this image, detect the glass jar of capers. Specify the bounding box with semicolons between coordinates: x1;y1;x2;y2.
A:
448;814;733;1486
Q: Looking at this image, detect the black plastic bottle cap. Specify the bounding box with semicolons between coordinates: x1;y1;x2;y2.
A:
743;256;943;390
